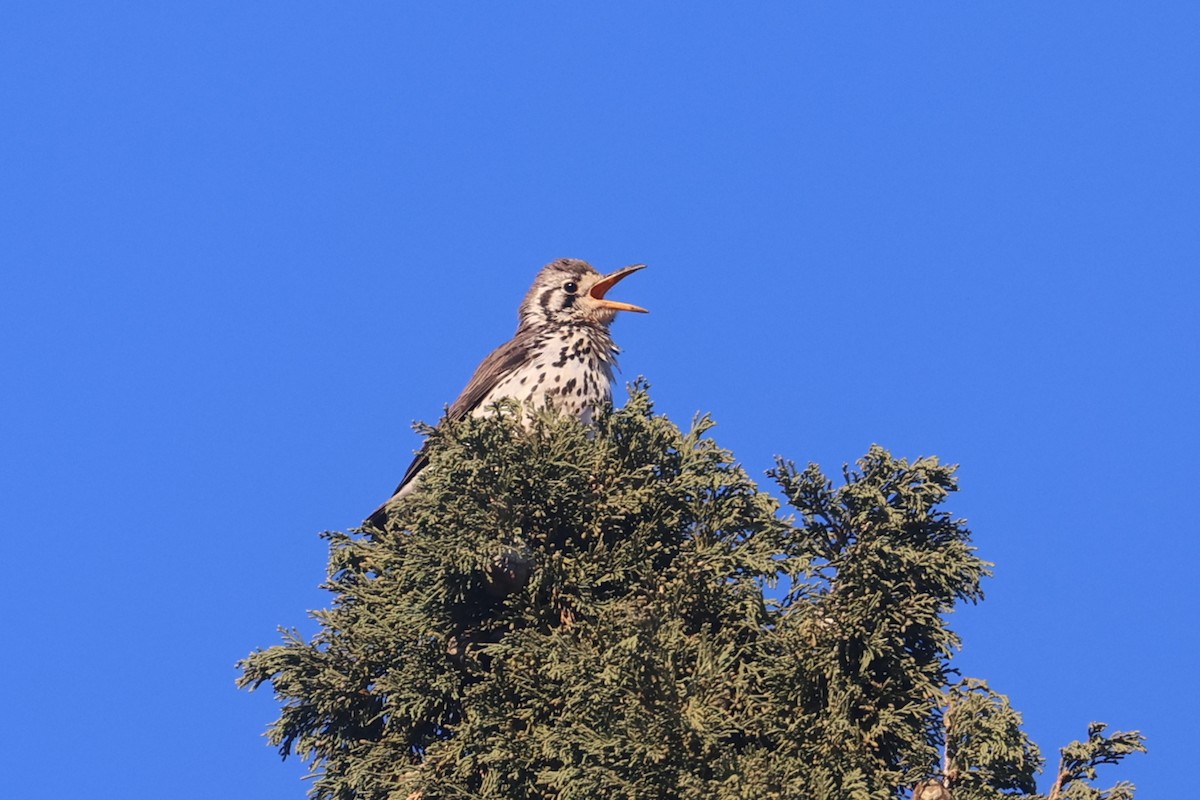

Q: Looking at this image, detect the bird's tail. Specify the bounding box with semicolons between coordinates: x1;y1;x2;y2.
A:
363;475;419;529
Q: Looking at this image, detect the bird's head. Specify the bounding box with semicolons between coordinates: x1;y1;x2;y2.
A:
518;258;648;331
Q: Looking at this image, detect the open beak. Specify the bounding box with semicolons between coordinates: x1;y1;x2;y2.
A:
589;263;649;313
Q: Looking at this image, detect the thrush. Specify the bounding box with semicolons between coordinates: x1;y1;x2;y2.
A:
365;258;648;528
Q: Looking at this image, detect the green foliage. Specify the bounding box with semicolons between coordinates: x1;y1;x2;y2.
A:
1044;723;1147;800
942;678;1041;800
239;385;1143;799
763;448;987;798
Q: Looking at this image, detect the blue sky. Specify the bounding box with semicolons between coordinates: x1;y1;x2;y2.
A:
3;4;1195;797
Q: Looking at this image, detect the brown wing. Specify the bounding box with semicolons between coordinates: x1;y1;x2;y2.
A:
364;330;536;527
444;329;537;421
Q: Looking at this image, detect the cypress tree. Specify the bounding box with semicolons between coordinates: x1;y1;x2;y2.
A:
239;384;1143;799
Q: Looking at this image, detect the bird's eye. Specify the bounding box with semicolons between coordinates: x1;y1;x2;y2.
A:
564;281;578;294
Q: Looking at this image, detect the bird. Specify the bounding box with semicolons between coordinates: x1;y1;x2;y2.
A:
365;258;648;528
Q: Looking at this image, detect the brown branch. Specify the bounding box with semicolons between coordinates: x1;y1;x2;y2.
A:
1046;759;1069;800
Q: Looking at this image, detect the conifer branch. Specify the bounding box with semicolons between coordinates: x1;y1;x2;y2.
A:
238;390;1144;799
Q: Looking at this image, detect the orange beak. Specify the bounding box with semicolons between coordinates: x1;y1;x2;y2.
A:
589;264;649;313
